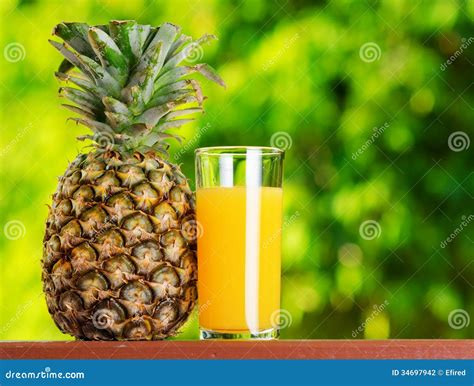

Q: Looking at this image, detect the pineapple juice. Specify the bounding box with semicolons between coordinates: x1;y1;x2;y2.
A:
196;186;282;333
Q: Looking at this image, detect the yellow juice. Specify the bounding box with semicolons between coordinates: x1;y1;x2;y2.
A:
196;186;282;332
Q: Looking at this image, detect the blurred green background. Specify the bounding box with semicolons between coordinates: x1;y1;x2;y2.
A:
1;0;473;341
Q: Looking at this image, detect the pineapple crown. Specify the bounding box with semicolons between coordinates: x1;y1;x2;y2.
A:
50;20;225;155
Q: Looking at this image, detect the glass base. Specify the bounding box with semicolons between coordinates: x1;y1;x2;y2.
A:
200;327;279;340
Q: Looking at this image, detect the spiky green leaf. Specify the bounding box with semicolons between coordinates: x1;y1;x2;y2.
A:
166;33;192;60
156;119;195;131
162;34;217;72
62;104;96;120
49;40;97;80
105;111;130;128
164;107;202;120
79;54;121;97
127;23;180;105
109;20;137;66
69;118;113;133
102;96;130;115
55;72;106;98
51;20;225;152
136;102;174;128
194;63;226;88
53;22;94;57
88;27;129;85
148;89;195;107
59;87;101;111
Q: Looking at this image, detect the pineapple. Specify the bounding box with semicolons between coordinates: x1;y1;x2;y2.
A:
42;20;225;340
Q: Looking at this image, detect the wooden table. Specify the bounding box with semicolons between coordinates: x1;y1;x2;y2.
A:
1;340;472;359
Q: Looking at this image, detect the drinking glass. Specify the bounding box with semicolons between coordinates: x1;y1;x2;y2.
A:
195;146;284;339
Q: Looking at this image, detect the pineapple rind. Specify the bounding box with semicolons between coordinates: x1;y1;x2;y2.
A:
42;151;197;340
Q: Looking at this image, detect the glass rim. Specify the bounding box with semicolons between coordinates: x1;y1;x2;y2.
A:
195;146;284;156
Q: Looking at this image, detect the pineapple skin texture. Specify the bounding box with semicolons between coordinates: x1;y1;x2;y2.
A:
42;150;197;340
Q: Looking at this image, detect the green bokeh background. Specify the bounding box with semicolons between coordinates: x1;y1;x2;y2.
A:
1;0;472;341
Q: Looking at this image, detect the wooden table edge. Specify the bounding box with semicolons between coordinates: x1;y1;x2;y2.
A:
1;340;472;360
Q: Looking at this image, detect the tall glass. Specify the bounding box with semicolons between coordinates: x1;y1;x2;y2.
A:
195;146;284;340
